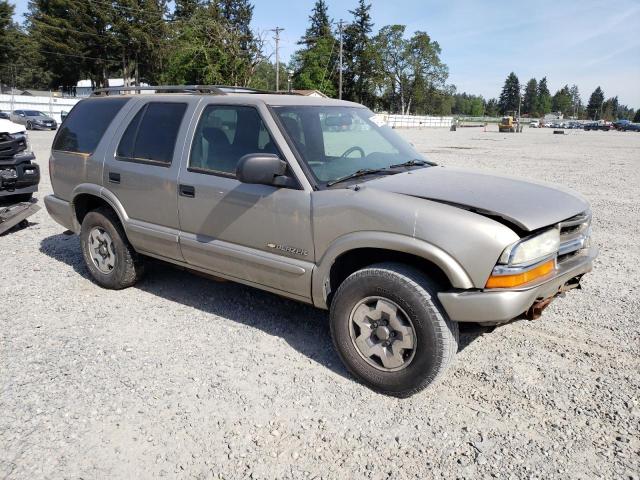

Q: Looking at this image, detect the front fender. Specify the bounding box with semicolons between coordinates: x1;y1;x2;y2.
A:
311;231;474;309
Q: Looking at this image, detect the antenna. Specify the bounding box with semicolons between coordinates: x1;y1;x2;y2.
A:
270;27;285;92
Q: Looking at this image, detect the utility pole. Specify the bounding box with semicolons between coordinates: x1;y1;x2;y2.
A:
270;27;284;92
338;19;343;100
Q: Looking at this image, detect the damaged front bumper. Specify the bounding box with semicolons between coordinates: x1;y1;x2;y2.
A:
437;246;598;324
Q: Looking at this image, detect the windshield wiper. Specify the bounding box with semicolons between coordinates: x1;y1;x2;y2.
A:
388;159;434;169
326;168;393;187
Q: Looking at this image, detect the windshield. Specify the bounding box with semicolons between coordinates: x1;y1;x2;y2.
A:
24;111;46;117
273;106;428;185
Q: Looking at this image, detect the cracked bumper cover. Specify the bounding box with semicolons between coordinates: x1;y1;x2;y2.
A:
437;246;598;323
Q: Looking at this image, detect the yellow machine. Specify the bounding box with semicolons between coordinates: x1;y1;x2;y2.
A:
498;115;523;133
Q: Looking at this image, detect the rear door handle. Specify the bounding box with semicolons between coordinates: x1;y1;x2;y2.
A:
108;172;120;184
179;184;195;198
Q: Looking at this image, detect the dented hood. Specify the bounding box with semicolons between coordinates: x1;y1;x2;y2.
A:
367;167;589;232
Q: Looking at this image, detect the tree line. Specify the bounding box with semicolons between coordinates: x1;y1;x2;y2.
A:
496;71;636;121
1;0;637;121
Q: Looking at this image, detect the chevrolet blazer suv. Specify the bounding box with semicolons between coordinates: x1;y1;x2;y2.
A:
45;86;597;397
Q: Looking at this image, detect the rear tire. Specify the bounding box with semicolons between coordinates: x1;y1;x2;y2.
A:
330;262;458;397
80;207;144;289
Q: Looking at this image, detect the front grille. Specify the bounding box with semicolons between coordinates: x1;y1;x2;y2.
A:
0;133;27;159
558;211;591;263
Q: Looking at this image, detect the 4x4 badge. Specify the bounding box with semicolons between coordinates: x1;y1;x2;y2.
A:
266;243;309;256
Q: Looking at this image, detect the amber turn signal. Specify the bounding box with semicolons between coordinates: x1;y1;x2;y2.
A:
485;259;555;289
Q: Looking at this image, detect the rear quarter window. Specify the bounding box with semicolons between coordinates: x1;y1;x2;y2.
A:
116;102;187;165
53;98;130;154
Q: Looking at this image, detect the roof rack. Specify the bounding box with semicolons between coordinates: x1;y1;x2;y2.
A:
91;85;300;96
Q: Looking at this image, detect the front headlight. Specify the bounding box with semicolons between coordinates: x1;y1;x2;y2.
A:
498;228;560;266
486;228;560;289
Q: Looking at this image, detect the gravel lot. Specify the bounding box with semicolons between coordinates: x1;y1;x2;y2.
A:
1;126;639;479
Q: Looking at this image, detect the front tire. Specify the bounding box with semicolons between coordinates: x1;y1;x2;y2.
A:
26;121;32;130
80;207;144;289
330;263;458;397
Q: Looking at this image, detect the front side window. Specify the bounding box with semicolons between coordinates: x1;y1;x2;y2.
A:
53;98;130;154
117;102;187;165
274;106;428;184
189;105;279;175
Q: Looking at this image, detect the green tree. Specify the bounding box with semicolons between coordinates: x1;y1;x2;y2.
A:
634;110;640;122
498;72;520;115
522;78;537;115
552;85;572;116
536;76;552;115
173;0;200;19
342;0;375;106
111;0;169;87
586;86;605;120
484;98;499;117
0;0;13;69
602;96;618;120
372;25;447;114
163;1;263;87
291;0;337;96
569;84;582;118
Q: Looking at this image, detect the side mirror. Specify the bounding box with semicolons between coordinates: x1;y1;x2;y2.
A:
236;153;295;188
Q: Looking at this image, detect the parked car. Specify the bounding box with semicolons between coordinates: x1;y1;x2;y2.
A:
10;110;57;130
584;122;611;131
45;86;597;397
0;112;10;120
0;118;40;202
529;120;539;128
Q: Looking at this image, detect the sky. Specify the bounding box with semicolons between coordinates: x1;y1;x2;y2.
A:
11;0;640;107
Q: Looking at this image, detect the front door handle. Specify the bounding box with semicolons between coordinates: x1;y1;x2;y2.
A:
108;172;120;184
179;184;195;198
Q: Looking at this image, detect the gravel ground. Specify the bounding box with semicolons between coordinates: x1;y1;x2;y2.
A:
1;126;639;479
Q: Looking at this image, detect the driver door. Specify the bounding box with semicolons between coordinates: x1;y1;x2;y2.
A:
177;102;315;301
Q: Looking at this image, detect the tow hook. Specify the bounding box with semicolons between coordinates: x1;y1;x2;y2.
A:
525;297;554;320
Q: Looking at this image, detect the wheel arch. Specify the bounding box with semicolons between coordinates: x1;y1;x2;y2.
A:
312;232;474;309
71;184;129;233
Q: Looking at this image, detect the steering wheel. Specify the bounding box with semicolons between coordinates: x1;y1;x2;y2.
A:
340;146;365;158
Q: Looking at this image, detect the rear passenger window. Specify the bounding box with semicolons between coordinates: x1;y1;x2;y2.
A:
117;102;187;165
53;98;129;154
189;105;279;175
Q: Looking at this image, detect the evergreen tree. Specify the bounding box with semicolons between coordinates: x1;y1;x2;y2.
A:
291;0;337;96
173;0;200;19
111;0;169;86
498;72;520;115
300;0;332;45
27;0;116;88
536;77;552;115
552;85;572;116
0;0;13;68
342;0;375;106
522;78;537;115
586;86;605;120
634;110;640;123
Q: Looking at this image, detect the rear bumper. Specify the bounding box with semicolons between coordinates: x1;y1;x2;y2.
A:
44;194;76;232
438;246;598;323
